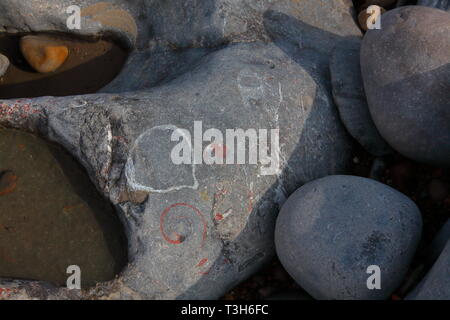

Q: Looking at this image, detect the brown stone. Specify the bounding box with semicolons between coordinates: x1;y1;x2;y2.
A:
20;35;69;73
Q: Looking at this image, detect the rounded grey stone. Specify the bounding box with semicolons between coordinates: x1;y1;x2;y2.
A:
361;6;450;166
330;39;392;156
275;175;422;300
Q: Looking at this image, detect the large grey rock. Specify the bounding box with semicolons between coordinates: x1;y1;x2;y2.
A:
0;53;9;77
418;0;450;11
275;175;422;300
263;0;361;59
407;240;450;300
361;6;450;166
0;0;358;300
330;39;392;156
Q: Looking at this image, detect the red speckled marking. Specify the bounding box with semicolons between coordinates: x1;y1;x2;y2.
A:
0;103;40;121
196;258;208;267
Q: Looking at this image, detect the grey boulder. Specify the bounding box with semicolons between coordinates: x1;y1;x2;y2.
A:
275;175;422;300
330;39;392;156
361;6;450;166
0;0;357;300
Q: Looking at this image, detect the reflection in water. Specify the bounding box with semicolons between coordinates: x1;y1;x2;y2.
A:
0;128;127;288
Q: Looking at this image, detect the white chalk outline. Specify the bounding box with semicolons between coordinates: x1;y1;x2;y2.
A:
125;125;199;194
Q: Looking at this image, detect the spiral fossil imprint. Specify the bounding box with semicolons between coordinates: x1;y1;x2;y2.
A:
160;203;207;247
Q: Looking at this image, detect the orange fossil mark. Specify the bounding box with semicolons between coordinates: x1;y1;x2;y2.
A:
160;203;207;247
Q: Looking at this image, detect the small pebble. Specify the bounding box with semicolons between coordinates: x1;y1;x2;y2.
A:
20;35;69;73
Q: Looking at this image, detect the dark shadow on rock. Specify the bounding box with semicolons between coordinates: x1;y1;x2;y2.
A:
263;10;362;86
104;0;226;93
364;62;450;166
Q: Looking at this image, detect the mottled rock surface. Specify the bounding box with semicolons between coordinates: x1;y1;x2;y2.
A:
0;0;359;300
361;6;450;166
418;0;450;11
275;175;422;300
330;39;392;156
